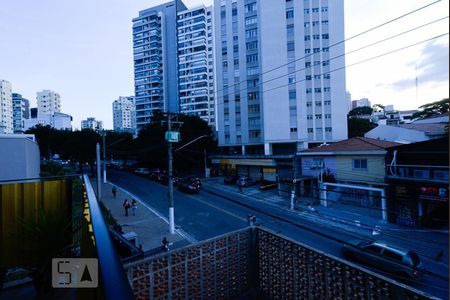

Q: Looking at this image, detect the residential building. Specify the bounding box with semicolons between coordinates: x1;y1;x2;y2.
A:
352;98;371;109
12;93;30;134
113;96;136;133
24;112;72;131
36;90;61;118
214;0;347;156
133;0;187;131
177;5;216;126
364;123;448;144
0;80;13;134
81;117;103;131
385;137;448;228
295;137;400;219
0;134;40;181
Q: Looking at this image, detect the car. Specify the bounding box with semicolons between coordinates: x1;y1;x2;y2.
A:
185;176;201;189
342;239;424;280
237;176;258;187
134;168;150;175
177;180;200;194
224;175;239;185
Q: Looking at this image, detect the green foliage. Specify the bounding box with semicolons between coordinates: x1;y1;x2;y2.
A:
40;161;66;177
372;104;385;112
348;106;373;116
99;201;118;227
412;98;449;119
348;118;378;138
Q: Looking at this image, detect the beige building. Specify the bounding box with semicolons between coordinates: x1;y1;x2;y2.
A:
37;90;61;118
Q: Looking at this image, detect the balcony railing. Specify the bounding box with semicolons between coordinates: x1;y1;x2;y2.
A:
386;164;449;183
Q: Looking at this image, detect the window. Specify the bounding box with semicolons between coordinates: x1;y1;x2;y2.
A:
314;75;321;80
315;101;322;106
312;21;319;26
322;20;329;25
289;91;296;99
321;7;328;12
305;75;312;80
290;127;297;132
324;87;331;92
315;114;322;119
313;34;320;40
249;130;260;138
305;62;311;67
246;53;258;63
304;35;310;41
306;88;312;94
312;8;319;12
322;34;329;39
308;128;313;133
287;24;294;36
232;8;237;16
307;115;313;120
286;9;294;19
314;88;321;93
287;41;295;51
304;22;310;28
246;41;258;50
382;250;402;262
245;3;257;13
306;102;312;107
322;47;329;52
313;48;320;53
323;60;330;66
304;9;309;14
245;16;257;25
245;28;258;38
323;73;330;79
325;127;332;132
324;100;331;105
305;49;311;54
353;159;368;170
325;114;331;119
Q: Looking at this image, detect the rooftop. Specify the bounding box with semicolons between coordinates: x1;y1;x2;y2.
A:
300;137;401;154
396;123;448;135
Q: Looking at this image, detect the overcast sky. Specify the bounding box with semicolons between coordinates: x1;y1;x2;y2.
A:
0;0;448;129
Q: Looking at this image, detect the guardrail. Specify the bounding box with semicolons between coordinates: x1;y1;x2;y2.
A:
82;175;134;300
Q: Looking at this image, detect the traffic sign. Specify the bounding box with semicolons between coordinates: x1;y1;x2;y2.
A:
165;131;180;142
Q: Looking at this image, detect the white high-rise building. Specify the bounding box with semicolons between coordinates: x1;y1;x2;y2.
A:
0;80;13;134
177;6;216;127
37;90;61;118
81;117;103;131
113;96;136;133
352;97;371;109
214;0;347;155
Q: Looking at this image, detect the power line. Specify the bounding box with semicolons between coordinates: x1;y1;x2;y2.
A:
213;0;443;98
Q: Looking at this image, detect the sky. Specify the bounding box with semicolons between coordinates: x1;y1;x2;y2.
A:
0;0;448;129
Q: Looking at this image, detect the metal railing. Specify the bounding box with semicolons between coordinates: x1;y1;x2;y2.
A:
82;175;134;300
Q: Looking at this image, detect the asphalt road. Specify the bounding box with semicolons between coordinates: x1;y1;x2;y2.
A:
107;169;449;299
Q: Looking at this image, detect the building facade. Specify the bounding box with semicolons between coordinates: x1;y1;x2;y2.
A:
351;98;371;109
24;112;72;131
81;117;103;131
113;96;136;133
12;93;30;134
214;0;347;155
0;80;13;134
133;0;187;131
177;6;216;127
37;90;61;118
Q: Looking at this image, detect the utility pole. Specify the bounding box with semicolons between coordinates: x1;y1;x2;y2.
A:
102;130;107;183
167;114;175;234
96;143;101;200
204;148;207;178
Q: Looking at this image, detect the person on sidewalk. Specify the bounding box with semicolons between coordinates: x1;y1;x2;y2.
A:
112;186;117;198
123;199;131;217
238;182;243;193
162;237;170;251
131;199;137;216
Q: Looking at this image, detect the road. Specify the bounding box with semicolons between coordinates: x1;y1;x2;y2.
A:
107;169;449;299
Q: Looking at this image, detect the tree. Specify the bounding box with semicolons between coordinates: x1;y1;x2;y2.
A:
347;118;378;138
372;104;385;113
412;98;449;120
348;106;373;117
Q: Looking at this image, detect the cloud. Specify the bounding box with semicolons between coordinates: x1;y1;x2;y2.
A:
381;40;449;90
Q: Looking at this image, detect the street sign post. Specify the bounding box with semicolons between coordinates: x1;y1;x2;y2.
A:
165;131;180;143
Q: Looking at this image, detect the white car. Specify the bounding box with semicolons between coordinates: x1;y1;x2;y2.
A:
134;168;150;175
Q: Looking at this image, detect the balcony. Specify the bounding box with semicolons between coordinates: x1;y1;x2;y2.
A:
0;175;133;299
386;164;449;184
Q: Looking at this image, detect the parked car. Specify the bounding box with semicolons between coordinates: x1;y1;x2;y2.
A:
342;239;424;280
134;168;150;175
177;179;200;194
185;176;201;189
237;176;258;187
224;175;239;185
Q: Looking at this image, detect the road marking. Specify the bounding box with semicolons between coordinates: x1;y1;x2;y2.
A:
187;193;247;222
108;182;197;244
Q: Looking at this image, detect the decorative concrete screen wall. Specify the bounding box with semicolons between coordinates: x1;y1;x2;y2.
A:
124;227;434;300
125;229;252;299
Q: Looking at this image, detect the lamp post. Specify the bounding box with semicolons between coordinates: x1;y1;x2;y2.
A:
102;130;107;183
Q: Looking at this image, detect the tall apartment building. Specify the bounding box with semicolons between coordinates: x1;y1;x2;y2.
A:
37;90;61;118
352;97;371;109
0;80;13;134
133;0;187;131
81;117;103;131
113;96;136;133
214;0;347;155
12;93;30;133
177;6;216;126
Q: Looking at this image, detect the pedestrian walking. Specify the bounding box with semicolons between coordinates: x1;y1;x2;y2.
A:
123;199;131;217
238;182;243;193
162;237;170;251
112;186;117;198
131;199;137;216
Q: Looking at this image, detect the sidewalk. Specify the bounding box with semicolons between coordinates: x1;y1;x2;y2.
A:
202;177;448;264
91;179;191;252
